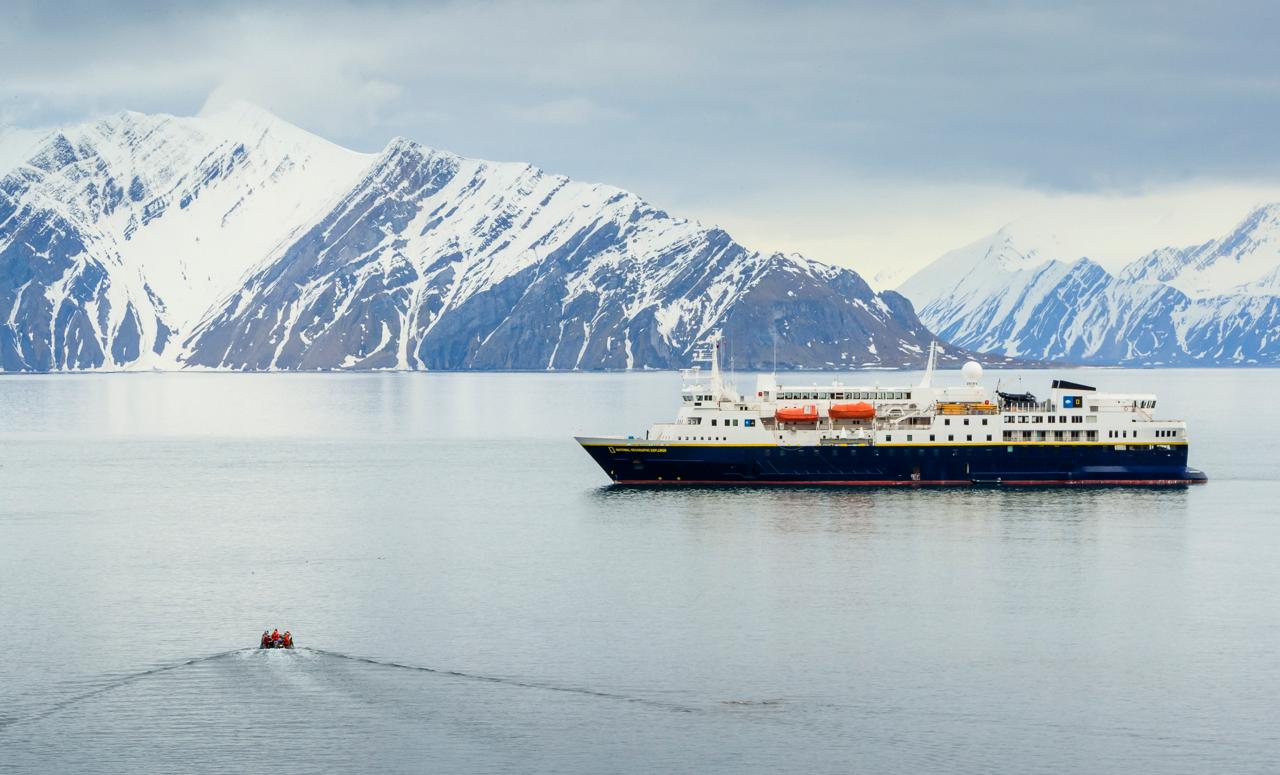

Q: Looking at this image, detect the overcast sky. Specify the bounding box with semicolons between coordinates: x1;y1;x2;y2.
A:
4;0;1279;282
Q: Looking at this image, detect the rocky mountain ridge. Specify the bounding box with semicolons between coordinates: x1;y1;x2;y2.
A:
898;205;1280;365
0;104;964;371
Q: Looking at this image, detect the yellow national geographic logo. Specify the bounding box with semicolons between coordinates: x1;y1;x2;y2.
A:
608;446;667;454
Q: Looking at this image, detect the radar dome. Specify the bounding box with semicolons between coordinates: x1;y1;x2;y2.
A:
962;360;983;385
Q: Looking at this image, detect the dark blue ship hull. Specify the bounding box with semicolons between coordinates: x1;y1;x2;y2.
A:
577;440;1207;486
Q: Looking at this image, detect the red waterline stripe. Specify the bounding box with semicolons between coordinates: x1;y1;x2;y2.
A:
616;480;963;486
613;479;1205;486
996;479;1205;486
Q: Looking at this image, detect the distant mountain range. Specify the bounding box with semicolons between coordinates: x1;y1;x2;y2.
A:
898;205;1280;365
5;103;1277;372
0;103;989;372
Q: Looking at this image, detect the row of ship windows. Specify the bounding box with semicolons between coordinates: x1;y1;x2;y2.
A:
766;445;1176;456
943;418;988;426
1107;429;1179;438
1004;430;1097;441
684;417;757;427
774;391;909;401
886;434;995;442
1006;415;1085;424
670;430;1175;442
669;433;1063;443
887;431;1102;442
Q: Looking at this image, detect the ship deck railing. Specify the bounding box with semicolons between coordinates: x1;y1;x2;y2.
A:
818;436;873;446
936;402;1000;415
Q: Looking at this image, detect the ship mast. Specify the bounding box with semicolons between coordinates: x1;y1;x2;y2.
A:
678;329;744;406
918;340;938;388
710;332;724;396
687;330;733;402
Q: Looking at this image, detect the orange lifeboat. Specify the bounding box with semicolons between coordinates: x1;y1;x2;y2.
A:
775;404;820;423
828;402;875;420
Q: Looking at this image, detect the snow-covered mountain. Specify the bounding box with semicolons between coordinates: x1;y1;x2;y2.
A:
1;104;959;371
899;206;1280;365
0;103;369;370
1120;203;1280;296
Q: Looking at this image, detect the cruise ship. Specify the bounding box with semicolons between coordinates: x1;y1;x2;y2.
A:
576;339;1206;486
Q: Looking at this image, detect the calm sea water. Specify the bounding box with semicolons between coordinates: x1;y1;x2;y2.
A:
0;369;1277;774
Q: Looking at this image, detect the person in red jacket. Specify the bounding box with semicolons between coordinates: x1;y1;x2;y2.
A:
271;628;281;647
260;630;271;649
282;631;293;649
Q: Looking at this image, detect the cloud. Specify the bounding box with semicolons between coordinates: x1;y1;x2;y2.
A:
2;0;1279;274
502;97;627;127
701;178;1280;285
5;1;1279;184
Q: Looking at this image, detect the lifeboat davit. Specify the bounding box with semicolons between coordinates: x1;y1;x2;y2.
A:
828;402;875;420
775;404;820;423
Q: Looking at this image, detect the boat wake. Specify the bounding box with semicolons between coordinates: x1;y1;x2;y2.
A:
1;646;702;731
0;650;243;730
306;648;701;713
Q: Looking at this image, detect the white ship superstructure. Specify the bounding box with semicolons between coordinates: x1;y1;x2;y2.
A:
577;338;1205;486
649;343;1185;450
